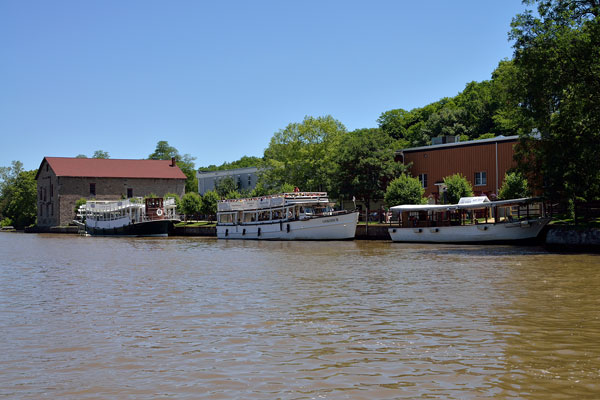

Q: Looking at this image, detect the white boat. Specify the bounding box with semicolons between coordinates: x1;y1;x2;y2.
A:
217;192;359;240
388;196;551;243
76;197;179;237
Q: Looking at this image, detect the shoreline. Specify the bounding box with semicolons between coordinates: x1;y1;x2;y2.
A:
17;224;600;252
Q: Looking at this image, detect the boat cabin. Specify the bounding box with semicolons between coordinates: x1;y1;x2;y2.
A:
217;192;336;225
392;197;545;229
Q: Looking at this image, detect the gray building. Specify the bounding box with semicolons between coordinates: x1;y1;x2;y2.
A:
197;167;258;195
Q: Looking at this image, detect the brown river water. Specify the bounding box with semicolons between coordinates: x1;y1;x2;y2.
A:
0;233;599;399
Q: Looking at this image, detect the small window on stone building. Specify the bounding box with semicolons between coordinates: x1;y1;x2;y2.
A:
90;183;96;196
50;184;53;198
127;188;133;198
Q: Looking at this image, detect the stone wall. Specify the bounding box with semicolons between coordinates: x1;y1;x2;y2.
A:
36;163;60;227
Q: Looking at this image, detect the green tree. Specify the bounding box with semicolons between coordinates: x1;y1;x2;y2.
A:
198;155;262;172
384;174;425;207
148;141;197;194
75;154;88;158
260;115;347;192
0;161;24;220
180;192;202;221
92;150;110;159
443;173;474;204
200;190;219;221
215;176;238;198
2;170;37;229
509;0;600;203
331;128;406;216
149;141;180;160
499;172;530;200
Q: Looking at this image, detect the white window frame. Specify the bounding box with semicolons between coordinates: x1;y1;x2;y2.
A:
475;171;487;186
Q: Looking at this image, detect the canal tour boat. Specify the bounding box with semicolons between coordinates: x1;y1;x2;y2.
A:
217;192;359;240
388;196;551;243
76;197;179;237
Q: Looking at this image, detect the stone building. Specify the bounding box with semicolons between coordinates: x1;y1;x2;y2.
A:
197;167;258;195
36;157;186;227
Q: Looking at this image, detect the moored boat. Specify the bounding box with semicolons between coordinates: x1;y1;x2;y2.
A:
388;196;551;243
77;197;179;237
217;192;359;240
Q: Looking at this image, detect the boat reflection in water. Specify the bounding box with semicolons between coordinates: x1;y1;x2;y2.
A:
217;192;359;240
388;196;551;243
76;197;179;237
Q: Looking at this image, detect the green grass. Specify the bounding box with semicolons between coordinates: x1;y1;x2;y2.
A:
174;221;216;228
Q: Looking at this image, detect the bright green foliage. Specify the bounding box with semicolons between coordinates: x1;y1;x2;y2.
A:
443;173;474;204
215;176;238;198
74;198;87;213
509;0;600;202
331;128;406;210
280;183;295;193
260;115;346;192
1;217;13;227
148;141;197;194
200;190;219;220
198;155;262;172
1;169;37;229
180;192;202;220
92;150;110;159
384;174;425;207
148;141;179;160
225;190;241;199
499;172;530;200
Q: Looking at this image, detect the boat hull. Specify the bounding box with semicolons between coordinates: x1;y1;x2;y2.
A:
388;218;550;243
217;212;359;240
85;220;173;237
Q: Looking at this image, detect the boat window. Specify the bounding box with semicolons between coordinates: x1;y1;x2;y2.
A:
258;211;270;221
303;207;314;215
219;213;233;223
243;212;255;223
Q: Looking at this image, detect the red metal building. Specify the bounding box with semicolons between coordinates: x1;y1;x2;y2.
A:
397;136;518;203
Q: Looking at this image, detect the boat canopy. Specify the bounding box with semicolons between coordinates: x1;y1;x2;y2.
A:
390;197;539;213
218;192;330;212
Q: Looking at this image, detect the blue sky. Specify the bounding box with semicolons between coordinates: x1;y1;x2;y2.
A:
1;0;527;171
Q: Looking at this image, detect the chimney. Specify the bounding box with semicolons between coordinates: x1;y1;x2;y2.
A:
170;157;176;167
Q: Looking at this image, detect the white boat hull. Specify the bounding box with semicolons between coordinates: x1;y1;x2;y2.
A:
388;218;550;243
217;212;359;240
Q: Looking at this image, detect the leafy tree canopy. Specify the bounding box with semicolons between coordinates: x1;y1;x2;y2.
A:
215;176;238;198
200;190;219;220
509;0;600;202
148;141;197;194
499;172;530;200
198;155;262;172
384;174;426;207
180;192;202;220
260;115;347;192
443;173;474;204
330;128;406;209
92;150;110;159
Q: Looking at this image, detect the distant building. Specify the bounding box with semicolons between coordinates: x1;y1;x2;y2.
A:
197;167;258;195
36;157;186;227
396;136;519;203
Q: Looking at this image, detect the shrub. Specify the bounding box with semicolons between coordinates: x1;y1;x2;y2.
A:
384;174;426;207
443;173;473;204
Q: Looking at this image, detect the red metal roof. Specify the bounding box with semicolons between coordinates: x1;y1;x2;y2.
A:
38;157;187;180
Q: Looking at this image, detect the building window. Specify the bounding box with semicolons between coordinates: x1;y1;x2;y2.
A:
90;183;96;196
50;183;53;198
248;175;252;186
418;174;428;188
127;188;133;198
475;171;487;186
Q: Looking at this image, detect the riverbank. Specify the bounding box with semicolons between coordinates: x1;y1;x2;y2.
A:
17;223;600;252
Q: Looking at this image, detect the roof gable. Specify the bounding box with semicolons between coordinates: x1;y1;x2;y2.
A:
37;157;187;180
